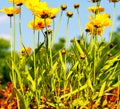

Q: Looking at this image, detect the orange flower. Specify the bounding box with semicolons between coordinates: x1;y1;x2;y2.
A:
8;0;26;6
28;17;51;30
85;22;104;36
88;6;104;13
20;46;32;57
0;7;20;16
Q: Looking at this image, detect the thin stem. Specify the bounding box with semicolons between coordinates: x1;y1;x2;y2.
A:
33;16;36;78
10;17;13;59
19;6;22;49
38;30;40;47
110;3;116;42
77;9;82;36
44;18;48;50
52;11;63;45
66;17;69;50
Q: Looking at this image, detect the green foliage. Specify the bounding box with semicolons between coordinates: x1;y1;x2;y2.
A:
0;38;11;87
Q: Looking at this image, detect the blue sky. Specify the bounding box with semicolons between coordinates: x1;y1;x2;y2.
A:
0;0;120;51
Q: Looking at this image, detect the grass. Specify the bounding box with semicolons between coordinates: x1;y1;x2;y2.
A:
0;0;120;109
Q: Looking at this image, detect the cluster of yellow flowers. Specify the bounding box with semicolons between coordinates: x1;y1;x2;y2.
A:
0;0;60;30
85;4;111;36
0;0;60;57
26;0;60;30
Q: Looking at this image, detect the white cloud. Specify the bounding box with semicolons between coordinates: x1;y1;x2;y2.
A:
0;15;9;24
0;33;10;40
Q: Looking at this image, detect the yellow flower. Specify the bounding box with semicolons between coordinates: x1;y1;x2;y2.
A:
49;8;60;19
0;7;20;16
25;1;60;19
20;46;32;57
85;22;104;36
28;17;51;30
8;0;26;6
89;13;111;27
25;0;48;18
88;6;104;13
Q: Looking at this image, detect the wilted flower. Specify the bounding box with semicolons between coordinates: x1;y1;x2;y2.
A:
28;16;51;30
8;0;26;6
0;7;20;16
88;6;104;13
20;46;32;57
61;4;67;11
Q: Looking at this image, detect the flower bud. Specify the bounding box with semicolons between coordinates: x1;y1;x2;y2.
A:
74;3;80;9
107;52;112;57
80;54;86;59
61;4;67;11
45;29;52;35
66;11;73;18
91;0;100;2
109;43;114;48
61;49;66;54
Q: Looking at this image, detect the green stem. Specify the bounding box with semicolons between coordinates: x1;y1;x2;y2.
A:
66;17;69;50
44;18;48;50
77;9;82;36
52;11;63;45
10;17;13;59
110;3;116;42
19;6;22;49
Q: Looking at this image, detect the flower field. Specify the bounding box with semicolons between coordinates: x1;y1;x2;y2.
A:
0;0;120;108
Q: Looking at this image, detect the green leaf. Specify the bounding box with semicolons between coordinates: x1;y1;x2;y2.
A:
75;39;84;55
99;81;106;97
60;84;87;100
14;88;26;109
87;76;94;92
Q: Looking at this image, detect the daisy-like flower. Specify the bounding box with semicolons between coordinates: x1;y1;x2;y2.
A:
28;16;51;30
8;0;26;6
25;0;49;18
49;8;60;19
86;13;111;36
90;13;111;27
85;22;104;36
26;1;60;19
88;6;104;13
25;0;44;11
0;7;20;16
20;46;32;57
